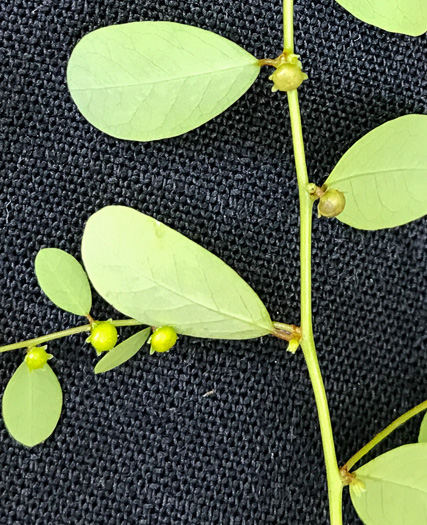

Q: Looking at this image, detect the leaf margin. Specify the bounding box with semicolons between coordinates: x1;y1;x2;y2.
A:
350;443;427;525
67;21;261;141
82;205;274;340
35;247;92;316
335;0;427;36
2;361;63;447
94;327;151;374
324;114;427;230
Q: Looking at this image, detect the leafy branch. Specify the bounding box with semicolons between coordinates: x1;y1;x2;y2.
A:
1;0;426;524
0;319;143;354
343;398;427;473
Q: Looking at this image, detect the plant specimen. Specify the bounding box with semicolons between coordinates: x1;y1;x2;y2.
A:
1;1;426;523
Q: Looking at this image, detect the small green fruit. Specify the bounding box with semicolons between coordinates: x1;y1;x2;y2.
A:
318;189;346;218
25;346;52;371
88;321;118;352
269;63;308;92
150;326;178;354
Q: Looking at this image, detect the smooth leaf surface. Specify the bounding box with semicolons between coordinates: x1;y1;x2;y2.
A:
67;21;260;141
94;327;151;374
419;413;427;443
82;206;273;339
35;248;92;316
324;114;427;230
335;0;427;36
2;362;63;447
350;443;427;524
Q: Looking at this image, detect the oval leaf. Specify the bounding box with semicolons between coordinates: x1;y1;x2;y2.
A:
35;248;92;316
94;327;151;374
350;443;427;524
324;114;427;230
419;412;427;443
67;21;260;141
2;362;63;447
335;0;427;36
82;206;273;339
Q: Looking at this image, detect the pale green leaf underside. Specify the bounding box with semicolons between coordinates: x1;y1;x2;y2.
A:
350;443;427;524
335;0;427;36
325;114;427;230
82;206;273;339
67;21;260;141
2;362;63;447
419;413;427;443
35;248;92;316
94;327;151;374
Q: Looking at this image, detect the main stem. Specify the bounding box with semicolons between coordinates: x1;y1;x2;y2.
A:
283;2;343;523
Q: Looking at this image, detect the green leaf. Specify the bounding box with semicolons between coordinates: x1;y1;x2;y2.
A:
350;443;427;524
35;248;92;316
67;21;260;141
94;327;151;374
82;206;273;339
324;114;427;230
335;0;427;36
2;362;63;447
419;412;427;443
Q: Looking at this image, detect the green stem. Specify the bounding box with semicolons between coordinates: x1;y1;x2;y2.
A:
283;1;343;523
283;0;294;51
0;319;143;353
288;89;343;525
344;398;427;472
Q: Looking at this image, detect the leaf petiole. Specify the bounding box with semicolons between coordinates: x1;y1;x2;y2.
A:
272;322;301;342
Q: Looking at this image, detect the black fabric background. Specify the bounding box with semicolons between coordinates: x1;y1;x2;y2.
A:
0;1;426;524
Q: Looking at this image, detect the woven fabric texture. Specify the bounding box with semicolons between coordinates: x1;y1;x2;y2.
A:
0;1;426;523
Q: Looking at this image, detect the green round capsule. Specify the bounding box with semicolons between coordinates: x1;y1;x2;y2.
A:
150;326;178;354
88;321;118;352
269;63;308;92
25;346;52;371
318;189;346;218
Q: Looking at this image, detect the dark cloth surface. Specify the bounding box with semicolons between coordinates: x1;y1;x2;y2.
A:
0;1;426;523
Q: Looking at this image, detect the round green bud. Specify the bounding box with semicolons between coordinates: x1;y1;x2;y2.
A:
269;63;308;92
25;346;52;371
88;321;118;352
318;189;346;218
306;183;317;195
150;326;178;354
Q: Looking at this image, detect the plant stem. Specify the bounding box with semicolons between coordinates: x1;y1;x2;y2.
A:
283;0;294;51
343;398;427;472
283;1;343;523
287;89;343;525
0;319;143;353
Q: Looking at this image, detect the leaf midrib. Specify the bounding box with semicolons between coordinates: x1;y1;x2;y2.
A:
72;62;258;92
44;257;89;314
360;474;427;498
95;328;150;373
104;259;271;333
330;167;427;185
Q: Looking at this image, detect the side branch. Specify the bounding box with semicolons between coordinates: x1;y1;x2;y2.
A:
0;319;143;353
343;398;427;472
